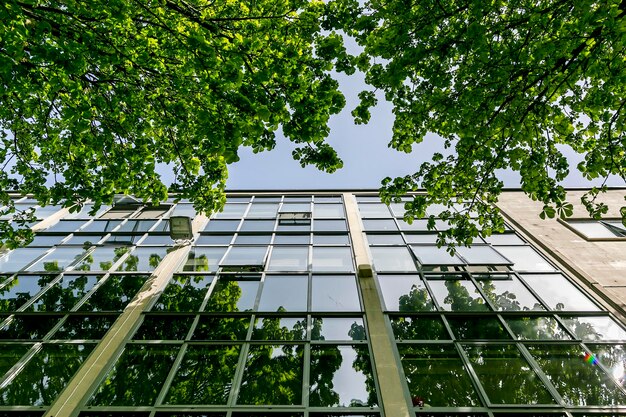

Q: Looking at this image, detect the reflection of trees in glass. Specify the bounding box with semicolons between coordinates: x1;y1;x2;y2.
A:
252;314;306;341
447;317;509;340
391;316;448;340
440;280;489;311
183;254;209;272
79;275;145;311
89;344;178;406
30;275;99;312
193;316;251;340
0;344;32;378
0;275;57;312
52;315;117;339
0;344;94;405
164;344;241;405
398;284;436;312
0;315;62;339
527;344;626;405
134;315;194;340
205;279;258;313
398;344;480;407
464;344;555;404
588;344;626;387
479;279;544;311
237;344;303;405
507;317;571;340
151;275;212;312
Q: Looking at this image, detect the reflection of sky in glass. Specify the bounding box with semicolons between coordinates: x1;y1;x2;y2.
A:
312;317;365;341
310;346;373;406
377;275;433;311
521;274;599;311
370;247;416;272
0;248;44;272
495;246;556;271
312;275;360;311
27;247;86;271
562;316;626;340
258;276;307;311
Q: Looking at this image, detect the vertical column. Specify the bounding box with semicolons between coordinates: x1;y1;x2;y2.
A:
343;193;411;417
45;214;208;417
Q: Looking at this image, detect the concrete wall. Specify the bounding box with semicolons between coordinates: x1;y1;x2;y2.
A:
498;189;626;317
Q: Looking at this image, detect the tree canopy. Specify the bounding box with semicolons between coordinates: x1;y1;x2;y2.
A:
340;0;626;247
0;0;349;246
1;0;626;248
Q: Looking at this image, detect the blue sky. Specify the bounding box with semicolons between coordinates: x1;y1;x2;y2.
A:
225;69;612;191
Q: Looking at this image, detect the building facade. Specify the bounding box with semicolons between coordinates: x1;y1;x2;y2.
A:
0;191;624;417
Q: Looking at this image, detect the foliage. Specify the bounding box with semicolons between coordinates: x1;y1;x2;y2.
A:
0;0;349;247
333;0;626;250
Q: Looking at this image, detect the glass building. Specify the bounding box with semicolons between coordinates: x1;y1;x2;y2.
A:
0;191;625;417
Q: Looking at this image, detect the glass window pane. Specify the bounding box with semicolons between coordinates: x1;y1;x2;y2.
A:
192;316;251;340
428;279;490;311
567;221;617;238
252;317;306;340
588;344;626;388
247;203;279;218
258;276;307;312
410;245;465;266
274;234;310;245
311;247;353;272
117;247;167;272
181;247;228;272
89;344;178;406
164;345;241;405
358;204;391;218
398;219;430;231
366;234;404;245
312;234;349;245
377;275;435;312
234;234;272;245
239;220;275;232
221;246;268;267
267;247;309;272
314;204;344;218
309;345;377;407
204;220;240;232
43;220;86;233
370;247;416;272
214;203;248;218
0;345;91;406
312;275;360;311
478;275;545;311
27;247;88;272
484;233;525;245
280;203;311;213
27;235;67;246
29;275;100;312
521;274;599;311
456;245;512;265
80;220;124;233
362;219;396;231
0;248;44;273
0;275;57;311
205;279;259;312
52;315;117;339
495;246;556;272
311;317;366;341
507;316;573;340
62;234;105;245
447;317;510;340
463;344;555;404
195;234;234;245
0;344;31;378
561;316;626;341
116;220;156;233
398;344;480;406
75;247;130;272
313;220;347;232
152;275;212;312
390;316;449;340
0;315;62;339
138;234;174;246
237;344;303;405
79;275;145;312
133;315;194;340
527;344;626;405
